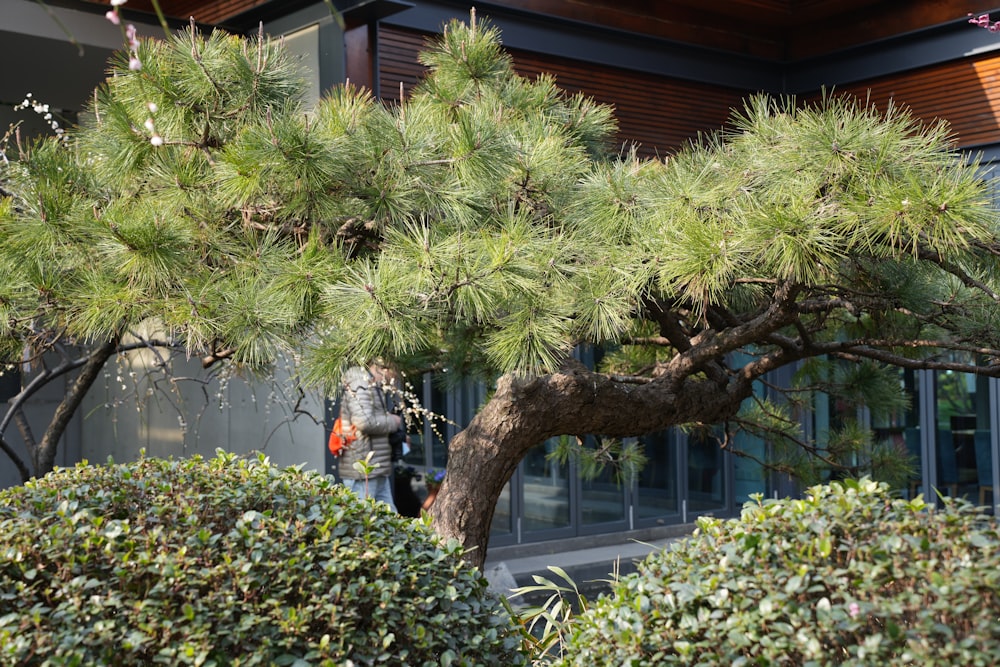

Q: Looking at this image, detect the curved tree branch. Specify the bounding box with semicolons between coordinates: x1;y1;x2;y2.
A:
31;338;121;476
918;246;1000;302
0;337;183;479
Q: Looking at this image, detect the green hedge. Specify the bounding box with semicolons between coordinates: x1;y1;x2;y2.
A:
0;452;526;666
556;479;1000;666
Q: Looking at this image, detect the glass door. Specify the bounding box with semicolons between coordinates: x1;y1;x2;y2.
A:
521;438;572;535
871;368;921;498
686;428;725;513
934;364;988;502
635;430;679;523
579;435;627;530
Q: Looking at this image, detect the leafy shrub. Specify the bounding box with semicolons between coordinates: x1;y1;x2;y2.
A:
0;452;526;666
555;479;1000;666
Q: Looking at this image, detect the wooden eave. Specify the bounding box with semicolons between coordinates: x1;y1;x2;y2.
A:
81;0;1000;60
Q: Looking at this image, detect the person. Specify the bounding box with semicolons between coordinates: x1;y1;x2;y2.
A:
338;360;404;512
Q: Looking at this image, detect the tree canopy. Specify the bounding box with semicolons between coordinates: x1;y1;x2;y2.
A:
3;15;1000;565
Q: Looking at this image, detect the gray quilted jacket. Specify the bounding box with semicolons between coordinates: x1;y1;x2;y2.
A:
338;366;399;480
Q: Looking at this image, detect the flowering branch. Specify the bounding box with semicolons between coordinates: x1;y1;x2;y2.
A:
105;4;143;71
104;1;166;146
14;94;67;142
969;13;1000;32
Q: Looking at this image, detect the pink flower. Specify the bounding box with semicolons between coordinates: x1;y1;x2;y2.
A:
125;24;139;50
969;13;1000;32
848;602;860;618
105;10;120;25
129;56;142;71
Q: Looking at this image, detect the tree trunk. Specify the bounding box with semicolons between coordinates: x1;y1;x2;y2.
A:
30;340;119;479
429;362;753;569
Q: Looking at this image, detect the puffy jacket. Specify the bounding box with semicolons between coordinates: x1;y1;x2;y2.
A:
338;366;399;480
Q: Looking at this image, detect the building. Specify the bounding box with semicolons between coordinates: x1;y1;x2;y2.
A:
4;0;1000;550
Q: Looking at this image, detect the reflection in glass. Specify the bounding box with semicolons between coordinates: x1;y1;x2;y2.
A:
730;351;768;503
733;428;767;504
871;369;921;498
428;380;448;468
491;480;512;536
812;382;854;480
400;381;426;469
522;439;570;532
687;428;725;511
580;435;626;526
636;430;678;519
934;365;988;502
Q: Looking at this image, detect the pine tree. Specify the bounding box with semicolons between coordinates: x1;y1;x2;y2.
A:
4;16;1000;567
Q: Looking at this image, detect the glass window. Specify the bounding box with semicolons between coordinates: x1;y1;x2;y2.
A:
428;380;448;468
934;364;988;502
397;374;425;468
811;387;853;479
871;369;921;497
687;428;725;512
281;24;321;109
491;480;513;537
579;435;626;526
730;351;770;503
636;430;678;520
732;429;767;504
522;439;570;532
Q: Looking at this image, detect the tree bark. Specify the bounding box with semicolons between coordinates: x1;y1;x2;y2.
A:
0;337;184;482
429;361;754;569
30;339;119;479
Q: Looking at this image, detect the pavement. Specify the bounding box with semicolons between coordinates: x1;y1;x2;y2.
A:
482;523;697;605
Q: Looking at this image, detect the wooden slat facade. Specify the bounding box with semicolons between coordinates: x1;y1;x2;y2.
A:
92;1;1000;62
812;54;1000;149
89;0;271;25
377;25;747;159
89;1;1000;152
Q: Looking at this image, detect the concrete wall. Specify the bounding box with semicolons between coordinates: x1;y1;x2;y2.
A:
79;350;326;473
0;365;82;489
0;4;329;489
0;347;325;490
0;0;165;143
